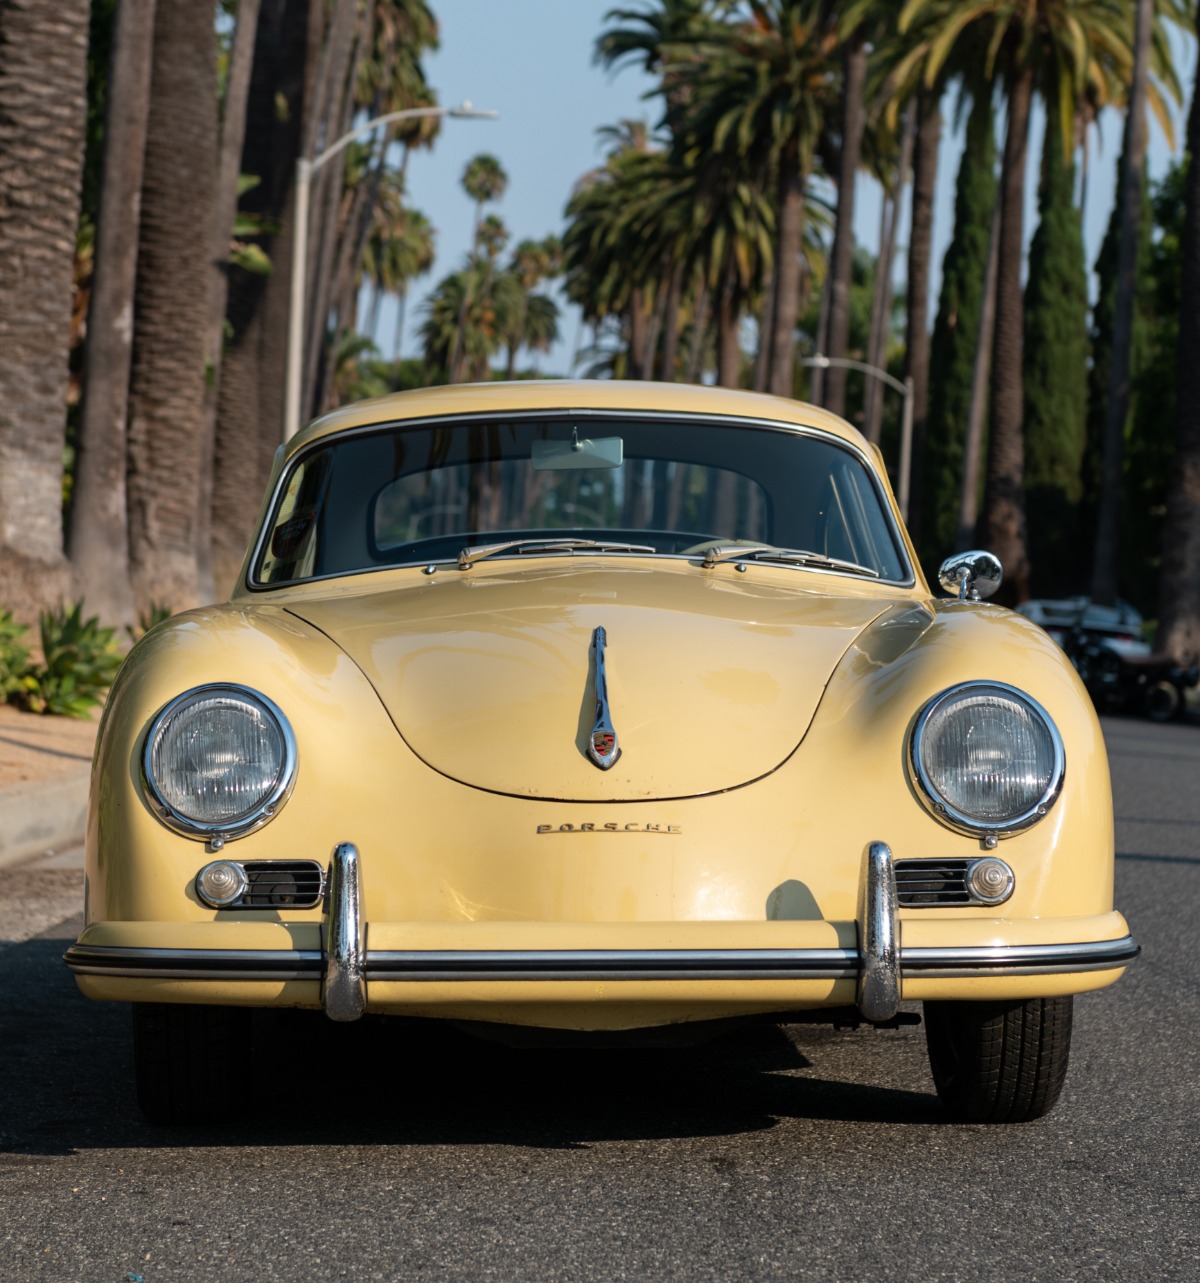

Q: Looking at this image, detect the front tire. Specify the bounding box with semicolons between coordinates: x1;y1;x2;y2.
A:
1144;680;1182;722
133;1003;251;1125
923;997;1072;1123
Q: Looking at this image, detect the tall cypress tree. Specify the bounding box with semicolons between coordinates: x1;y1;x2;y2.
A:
1083;149;1154;569
922;93;995;567
1023;104;1089;597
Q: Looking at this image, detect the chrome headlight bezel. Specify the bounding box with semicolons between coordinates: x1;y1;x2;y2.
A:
910;681;1065;838
142;684;297;841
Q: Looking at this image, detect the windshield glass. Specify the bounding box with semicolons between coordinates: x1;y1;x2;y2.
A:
253;415;909;586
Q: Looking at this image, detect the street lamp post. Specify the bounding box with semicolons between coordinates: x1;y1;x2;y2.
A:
800;354;915;521
284;100;497;442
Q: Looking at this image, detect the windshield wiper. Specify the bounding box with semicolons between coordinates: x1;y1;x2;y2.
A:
457;538;656;570
699;544;880;579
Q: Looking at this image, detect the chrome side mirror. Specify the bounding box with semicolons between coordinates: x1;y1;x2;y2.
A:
938;550;1003;601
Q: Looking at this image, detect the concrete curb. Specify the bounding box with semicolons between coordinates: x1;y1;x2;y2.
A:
0;769;89;869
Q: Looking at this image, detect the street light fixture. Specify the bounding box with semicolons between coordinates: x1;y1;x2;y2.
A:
284;100;498;442
800;354;915;521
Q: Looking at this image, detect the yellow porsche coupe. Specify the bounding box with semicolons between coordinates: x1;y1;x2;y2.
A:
66;381;1137;1124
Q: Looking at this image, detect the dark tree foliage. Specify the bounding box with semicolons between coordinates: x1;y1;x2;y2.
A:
1122;161;1187;617
1083;149;1154;572
1023;104;1089;598
921;93;995;569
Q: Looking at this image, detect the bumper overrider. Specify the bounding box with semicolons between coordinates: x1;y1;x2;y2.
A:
64;842;1140;1023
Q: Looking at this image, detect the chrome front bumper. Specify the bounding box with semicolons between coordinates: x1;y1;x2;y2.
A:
64;840;1140;1021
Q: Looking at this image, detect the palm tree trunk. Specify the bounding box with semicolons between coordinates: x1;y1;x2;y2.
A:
754;265;775;392
1155;28;1200;660
685;269;710;384
1091;0;1152;606
824;36;868;417
716;258;742;389
212;0;321;597
69;0;157;628
957;201;1000;551
301;0;361;416
864;107;913;445
125;0;218;612
197;0;261;598
982;65;1034;606
659;257;684;381
768;152;806;397
0;0;90;618
903;88;941;551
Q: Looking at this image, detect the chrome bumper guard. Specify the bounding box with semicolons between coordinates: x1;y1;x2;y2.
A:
64;839;1141;1020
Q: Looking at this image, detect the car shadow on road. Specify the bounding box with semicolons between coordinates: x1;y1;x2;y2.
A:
1;932;942;1158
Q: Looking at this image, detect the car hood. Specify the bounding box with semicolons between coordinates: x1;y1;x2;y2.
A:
284;564;899;801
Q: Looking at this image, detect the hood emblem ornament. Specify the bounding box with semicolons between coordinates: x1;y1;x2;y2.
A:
587;626;620;769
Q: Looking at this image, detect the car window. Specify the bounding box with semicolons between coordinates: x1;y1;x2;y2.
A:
254;416;908;586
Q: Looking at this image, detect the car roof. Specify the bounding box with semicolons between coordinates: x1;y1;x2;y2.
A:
289;380;872;459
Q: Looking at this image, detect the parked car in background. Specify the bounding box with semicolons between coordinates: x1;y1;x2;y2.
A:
1020;597;1198;721
67;382;1137;1125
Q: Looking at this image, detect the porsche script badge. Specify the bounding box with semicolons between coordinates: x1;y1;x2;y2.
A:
587;626;620;769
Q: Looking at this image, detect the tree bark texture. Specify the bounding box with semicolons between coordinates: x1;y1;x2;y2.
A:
824;37;867;418
212;0;320;597
768;154;806;397
864;107;913;445
125;0;217;613
69;0;158;629
1091;0;1152;606
0;0;90;618
982;67;1034;606
903;89;941;552
1156;27;1200;662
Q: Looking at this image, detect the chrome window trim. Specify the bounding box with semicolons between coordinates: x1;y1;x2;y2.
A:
245;408;916;592
142;683;298;842
909;680;1066;838
64;935;1138;983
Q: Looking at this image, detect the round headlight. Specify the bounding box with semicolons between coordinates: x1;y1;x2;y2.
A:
911;682;1064;836
144;685;296;839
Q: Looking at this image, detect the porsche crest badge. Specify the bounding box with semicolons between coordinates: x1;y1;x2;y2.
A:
587;626;620;769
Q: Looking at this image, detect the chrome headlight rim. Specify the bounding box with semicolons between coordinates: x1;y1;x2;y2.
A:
910;680;1065;838
142;683;297;841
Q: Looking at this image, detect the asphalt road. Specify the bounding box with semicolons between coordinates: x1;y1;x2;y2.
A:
1;716;1197;1283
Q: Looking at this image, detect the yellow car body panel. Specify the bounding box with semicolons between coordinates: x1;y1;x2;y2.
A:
71;382;1132;1043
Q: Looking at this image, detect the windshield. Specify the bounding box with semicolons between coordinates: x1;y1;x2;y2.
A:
253;415;909;586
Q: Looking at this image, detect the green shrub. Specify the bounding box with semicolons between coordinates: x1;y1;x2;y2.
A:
21;602;124;719
0;610;32;702
125;603;173;644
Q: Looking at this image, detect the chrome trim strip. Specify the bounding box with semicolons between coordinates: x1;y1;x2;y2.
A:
63;944;322;980
322;842;366;1021
857;841;900;1022
587;626;620;769
365;948;858;982
64;936;1138;983
901;936;1140;975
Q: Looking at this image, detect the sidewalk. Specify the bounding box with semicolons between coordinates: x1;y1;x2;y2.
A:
0;704;98;868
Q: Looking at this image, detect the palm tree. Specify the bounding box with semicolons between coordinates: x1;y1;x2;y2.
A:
212;0;324;597
0;0;90;618
449;154;508;382
664;1;842;396
1091;0;1190;603
69;0;157;628
899;0;1145;604
125;0;219;613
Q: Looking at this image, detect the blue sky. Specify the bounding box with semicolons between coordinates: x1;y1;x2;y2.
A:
382;1;1197;375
